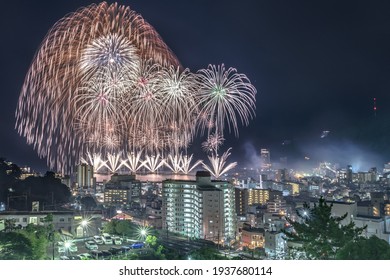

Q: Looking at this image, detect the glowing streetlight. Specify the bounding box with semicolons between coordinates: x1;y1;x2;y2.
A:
80;218;91;238
81;220;88;227
64;240;72;249
137;226;150;241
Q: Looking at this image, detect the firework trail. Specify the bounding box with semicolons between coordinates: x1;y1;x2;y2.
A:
122;151;144;173
81;152;106;173
164;153;183;174
202;148;237;179
104;152;124;173
142;154;165;173
181;154;203;175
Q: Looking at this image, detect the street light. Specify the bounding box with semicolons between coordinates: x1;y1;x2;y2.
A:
137;226;149;241
81;219;89;238
60;240;72;257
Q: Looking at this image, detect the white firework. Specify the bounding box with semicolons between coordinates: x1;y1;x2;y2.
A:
202;148;237;179
104;152;124;173
81;151;106;172
201;133;225;154
196;64;256;137
80;33;140;77
181;154;203;175
142;154;165;173
165;153;183;174
122;151;144;173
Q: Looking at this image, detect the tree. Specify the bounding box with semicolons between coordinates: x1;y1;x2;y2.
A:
0;158;21;204
80;196;97;210
103;219;118;235
336;236;390;260
0;231;33;259
22;224;50;259
4;219;16;232
145;235;157;247
10;173;71;210
283;197;366;260
115;220;135;237
189;247;229;260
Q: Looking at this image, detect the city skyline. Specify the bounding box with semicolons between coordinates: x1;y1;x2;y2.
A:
2;1;390;172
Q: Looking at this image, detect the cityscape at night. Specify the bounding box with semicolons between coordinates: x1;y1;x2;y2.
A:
2;0;390;261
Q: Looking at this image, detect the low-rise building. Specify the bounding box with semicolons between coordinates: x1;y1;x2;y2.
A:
265;231;286;258
0;210;102;237
104;174;141;206
241;223;265;249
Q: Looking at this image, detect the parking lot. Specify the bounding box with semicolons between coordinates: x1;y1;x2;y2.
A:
54;236;146;260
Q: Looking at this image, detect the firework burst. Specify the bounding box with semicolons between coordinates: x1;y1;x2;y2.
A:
16;2;257;174
201;133;225;154
202;148;237;179
16;2;179;172
196;64;256;137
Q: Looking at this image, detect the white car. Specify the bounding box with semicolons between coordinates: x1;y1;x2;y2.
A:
101;233;113;245
78;253;93;260
93;235;104;245
58;241;77;253
113;236;122;245
85;240;98;250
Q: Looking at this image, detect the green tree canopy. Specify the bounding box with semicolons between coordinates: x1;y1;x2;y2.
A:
336;236;390;260
145;235;157;247
103;219;136;237
189;247;228;260
115;220;135;236
0;231;33;259
283;197;366;260
22;224;51;259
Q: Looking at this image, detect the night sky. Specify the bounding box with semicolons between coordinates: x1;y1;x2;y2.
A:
2;0;390;173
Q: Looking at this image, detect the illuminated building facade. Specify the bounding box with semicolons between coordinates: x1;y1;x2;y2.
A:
266;191;286;215
103;174;141;206
77;163;94;191
162;171;236;241
248;189;270;205
235;188;247;216
241;223;265;248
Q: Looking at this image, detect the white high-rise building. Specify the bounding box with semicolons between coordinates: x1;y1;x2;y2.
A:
77;163;94;191
162;171;236;242
261;149;271;171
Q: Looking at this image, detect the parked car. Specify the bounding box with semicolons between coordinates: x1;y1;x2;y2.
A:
109;247;122;255
78;253;93;260
120;246;131;253
125;237;137;243
101;233;113;245
101;250;113;259
112;236;122;245
93;235;104;245
58;241;78;253
130;242;144;249
85;240;98;250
